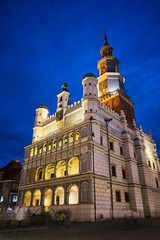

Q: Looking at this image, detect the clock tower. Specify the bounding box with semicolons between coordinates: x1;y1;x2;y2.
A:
97;34;135;129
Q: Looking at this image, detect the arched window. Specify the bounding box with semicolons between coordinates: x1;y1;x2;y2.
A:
63;135;68;145
52;140;56;149
68;185;79;205
44;188;52;212
56;161;66;178
59;96;63;102
28;169;35;183
43;143;46;152
81;128;87;138
75;131;79;141
69;132;73;143
24;191;31;207
58;138;62;147
54;187;64;205
68;157;79;175
81;182;88;202
81;155;88;171
39;146;42;154
48;142;51;151
30;148;34;157
33;189;41;206
45;164;54;180
34;147;37;155
35;167;44;181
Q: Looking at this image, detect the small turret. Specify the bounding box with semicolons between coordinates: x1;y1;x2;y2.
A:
32;103;48;142
57;81;70;112
82;73;99;120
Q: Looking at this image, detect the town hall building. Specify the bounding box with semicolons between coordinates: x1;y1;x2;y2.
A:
19;34;160;221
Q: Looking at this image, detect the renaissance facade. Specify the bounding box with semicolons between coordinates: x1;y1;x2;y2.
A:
19;35;160;221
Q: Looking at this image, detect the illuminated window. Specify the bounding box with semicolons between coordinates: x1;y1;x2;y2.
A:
69;132;73;143
28;169;35;183
30;148;34;157
45;164;54;180
112;165;116;177
63;135;68;145
68;185;79;204
81;182;88;202
12;195;18;202
39;146;42;154
55;187;64;205
75;131;79;141
48;142;51;151
34;147;37;155
43;143;46;152
68;157;79;175
56;161;66;178
33;190;41;206
58;138;62;147
52;140;56;149
44;188;52;212
116;191;121;202
36;167;44;181
24;191;31;206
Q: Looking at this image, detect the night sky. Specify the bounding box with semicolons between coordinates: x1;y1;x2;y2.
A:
0;0;160;167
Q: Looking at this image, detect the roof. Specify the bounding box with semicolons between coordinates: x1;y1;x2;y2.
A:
0;160;22;181
37;103;48;110
82;73;96;79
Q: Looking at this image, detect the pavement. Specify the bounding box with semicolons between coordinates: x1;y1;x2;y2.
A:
0;218;160;240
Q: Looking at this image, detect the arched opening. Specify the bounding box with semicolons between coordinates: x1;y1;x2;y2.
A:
33;189;41;206
75;131;79;141
68;185;78;204
81;182;88;202
45;164;54;180
30;148;34;157
63;135;68;145
54;187;64;205
52;140;56;149
56;161;66;178
39;146;42;154
48;142;51;151
69;132;73;143
43;143;46;152
35;167;44;181
34;147;37;155
44;188;52;212
58;138;62;147
68;157;79;175
24;191;31;206
28;169;35;183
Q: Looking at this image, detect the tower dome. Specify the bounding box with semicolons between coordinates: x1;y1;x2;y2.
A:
37;103;48;110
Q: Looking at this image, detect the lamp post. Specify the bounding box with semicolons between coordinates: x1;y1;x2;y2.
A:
105;118;114;220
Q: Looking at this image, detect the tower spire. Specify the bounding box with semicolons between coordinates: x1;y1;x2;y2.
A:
104;33;108;45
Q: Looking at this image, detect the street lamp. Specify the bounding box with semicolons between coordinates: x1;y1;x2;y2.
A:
105;118;114;220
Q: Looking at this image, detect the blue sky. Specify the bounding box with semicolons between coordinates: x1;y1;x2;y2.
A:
0;0;160;166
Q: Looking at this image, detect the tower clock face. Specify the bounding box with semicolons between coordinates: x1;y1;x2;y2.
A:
99;80;108;95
